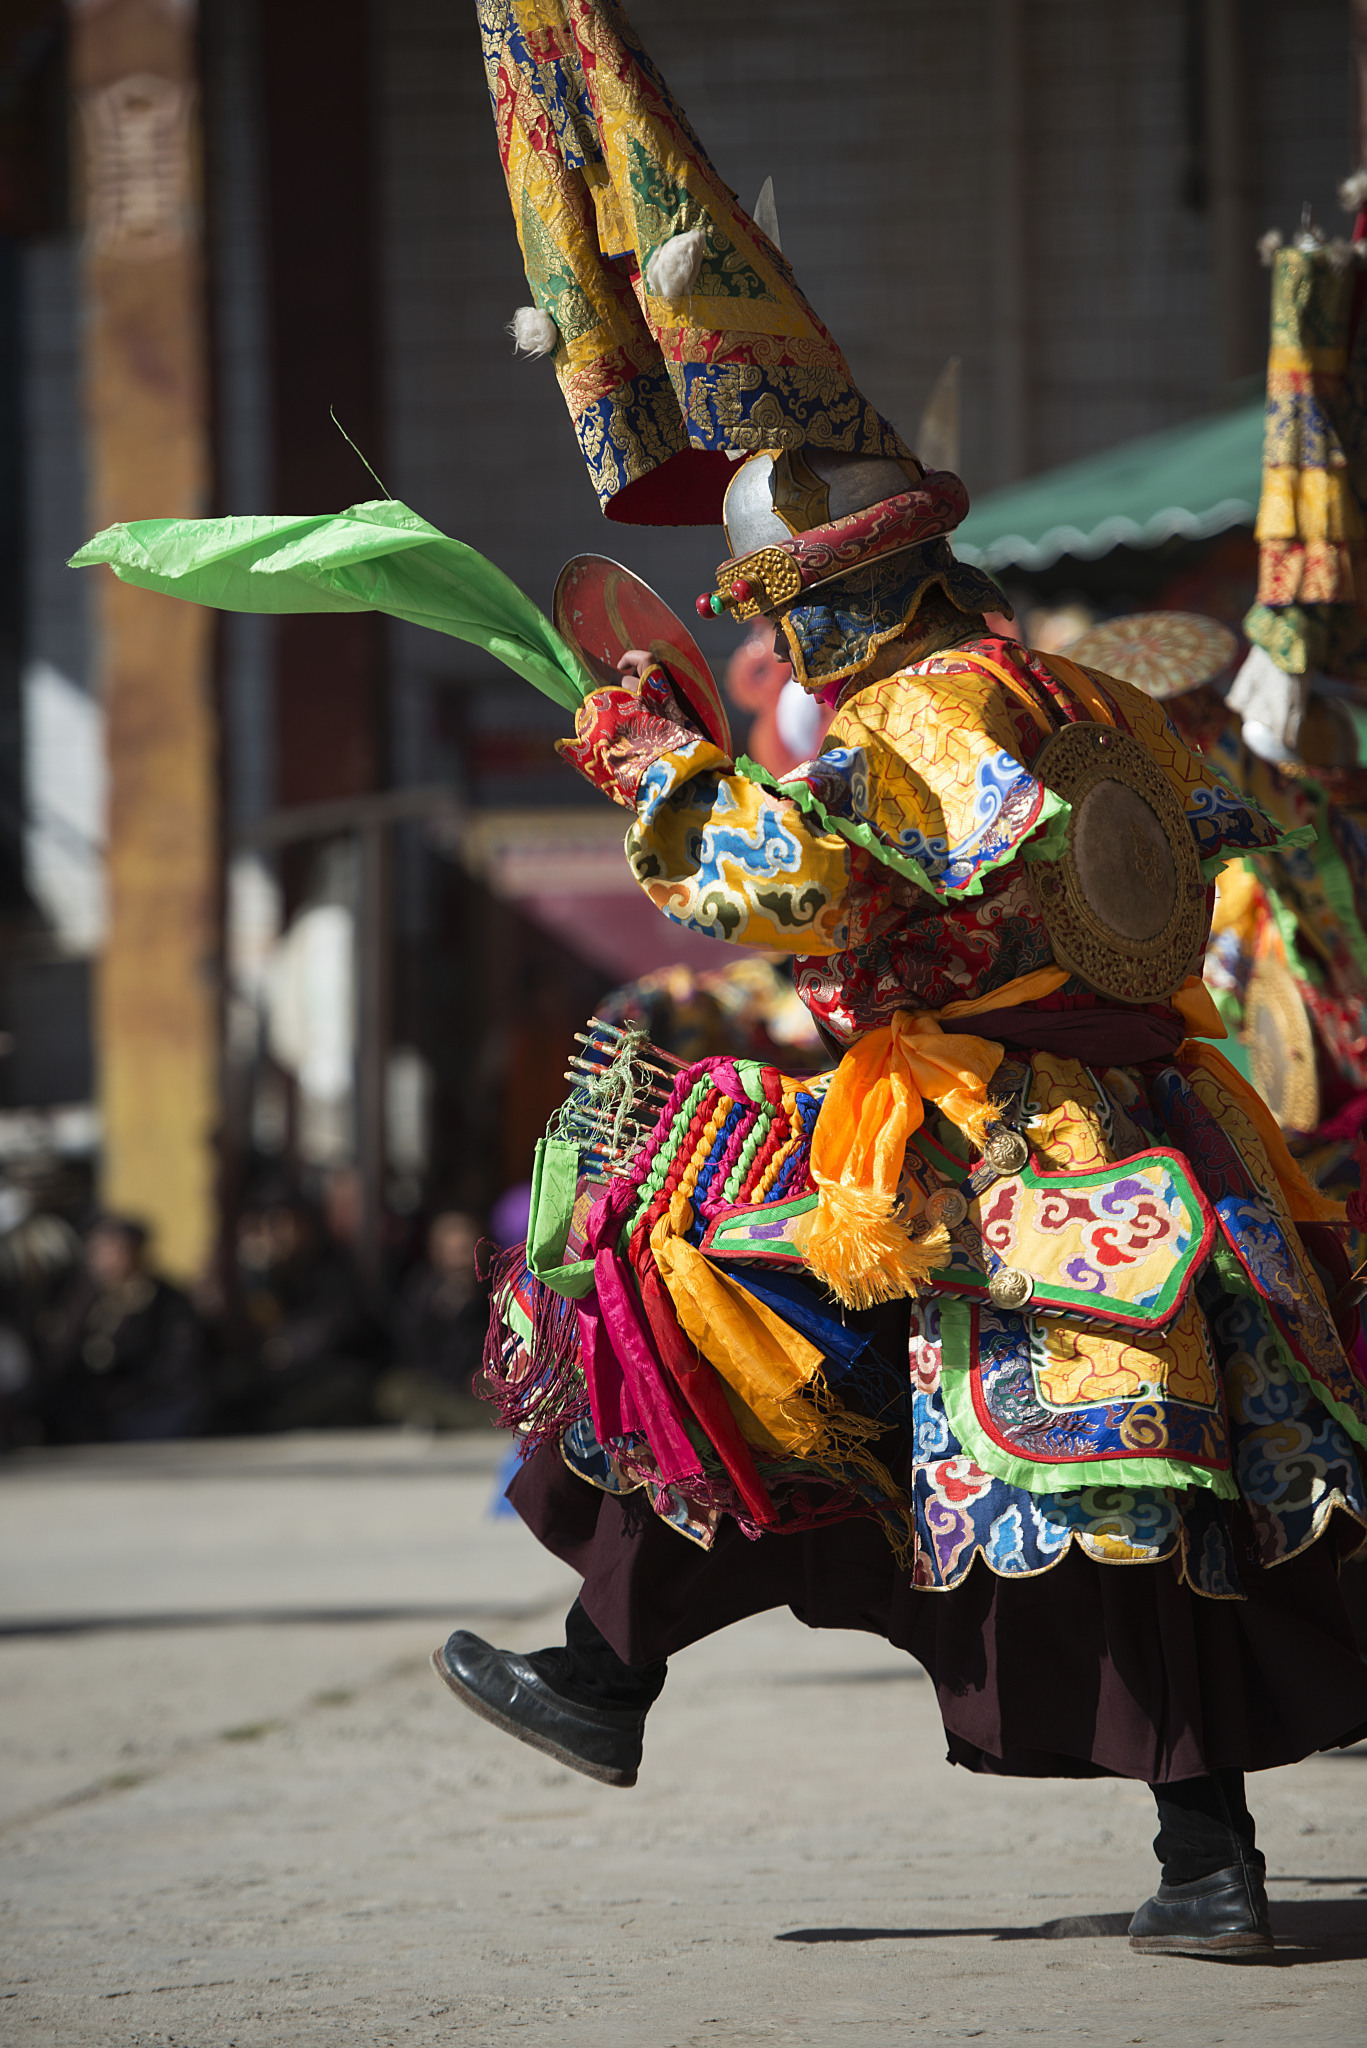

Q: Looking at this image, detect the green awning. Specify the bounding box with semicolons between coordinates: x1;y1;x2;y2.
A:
953;400;1264;573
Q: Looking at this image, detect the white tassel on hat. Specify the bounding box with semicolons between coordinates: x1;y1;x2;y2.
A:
645;227;708;302
507;306;558;357
1255;228;1283;267
1340;167;1367;212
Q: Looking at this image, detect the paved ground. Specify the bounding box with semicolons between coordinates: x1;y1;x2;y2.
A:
1;1433;1364;2048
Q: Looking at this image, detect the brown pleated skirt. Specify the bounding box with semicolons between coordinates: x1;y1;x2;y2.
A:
508;1442;1367;1782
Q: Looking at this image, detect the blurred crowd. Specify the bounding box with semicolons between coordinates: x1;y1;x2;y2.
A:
0;955;821;1453
0;1172;511;1453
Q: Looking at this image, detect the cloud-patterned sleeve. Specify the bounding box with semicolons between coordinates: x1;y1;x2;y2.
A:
626;736;855;956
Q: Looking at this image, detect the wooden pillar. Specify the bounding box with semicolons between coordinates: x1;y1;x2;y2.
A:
257;1;387;1260
1203;0;1261;385
71;0;218;1282
259;0;385;808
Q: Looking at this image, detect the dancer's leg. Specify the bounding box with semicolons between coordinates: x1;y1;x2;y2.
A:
1129;1770;1272;1958
1151;1768;1260;1884
431;1597;664;1789
523;1597;669;1712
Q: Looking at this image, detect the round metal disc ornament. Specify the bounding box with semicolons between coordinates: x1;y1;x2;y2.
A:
1243;951;1320;1132
923;1187;968;1229
554;555;732;755
1026;723;1208;1004
988;1267;1034;1309
981;1130;1029;1176
1062;611;1239;700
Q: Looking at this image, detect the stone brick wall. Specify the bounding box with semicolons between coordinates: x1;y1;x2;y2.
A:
374;0;1355;712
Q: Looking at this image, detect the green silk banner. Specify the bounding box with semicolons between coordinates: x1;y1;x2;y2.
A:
71;498;594;712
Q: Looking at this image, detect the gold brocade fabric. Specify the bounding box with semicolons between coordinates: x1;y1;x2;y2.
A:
1253;253;1366;610
1245;245;1367;673
480;0;909;516
648;1195;824;1458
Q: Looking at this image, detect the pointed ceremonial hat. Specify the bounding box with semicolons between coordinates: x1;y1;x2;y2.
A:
1242;202;1367;677
480;0;919;524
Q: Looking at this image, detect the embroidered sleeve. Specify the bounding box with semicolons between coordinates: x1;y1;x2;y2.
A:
766;656;1070;898
762;648;1302;901
625;737;855;956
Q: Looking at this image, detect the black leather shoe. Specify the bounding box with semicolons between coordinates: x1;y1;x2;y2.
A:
431;1630;644;1787
1128;1860;1274;1958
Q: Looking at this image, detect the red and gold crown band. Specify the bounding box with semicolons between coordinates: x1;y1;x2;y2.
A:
695;470;970;623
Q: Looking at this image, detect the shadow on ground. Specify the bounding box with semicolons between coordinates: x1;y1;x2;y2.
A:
777;1896;1367;1962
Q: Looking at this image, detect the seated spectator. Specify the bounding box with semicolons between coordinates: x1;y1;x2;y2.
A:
0;1202;80;1450
222;1187;386;1432
373;1208;492;1430
32;1216;208;1443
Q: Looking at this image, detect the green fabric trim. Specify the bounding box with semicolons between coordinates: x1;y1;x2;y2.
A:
623;1075;712;1240
736;754;1071;901
1263;1295;1367;1457
1255;864;1320;985
912;1119;973;1173
1018;803;1072;865
1344;700;1367;767
940;1159;1209;1323
1202;822;1314;881
525;1138;597;1300
1243;600;1315;675
71;500;594;712
504;1293;535;1348
1210;1243;1253;1296
937;1296;1239;1499
703;1191;819;1262
1210;987;1242;1034
1307;788;1367;983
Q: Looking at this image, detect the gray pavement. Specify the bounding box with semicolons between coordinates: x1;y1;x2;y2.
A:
0;1432;1364;2047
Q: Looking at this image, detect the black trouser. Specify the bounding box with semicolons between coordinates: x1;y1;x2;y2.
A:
526;1597;669;1711
1150;1768;1260;1884
545;1598;1259;1884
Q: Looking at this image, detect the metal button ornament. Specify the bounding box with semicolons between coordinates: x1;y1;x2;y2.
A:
982;1129;1029;1175
923;1188;968;1229
987;1267;1034;1309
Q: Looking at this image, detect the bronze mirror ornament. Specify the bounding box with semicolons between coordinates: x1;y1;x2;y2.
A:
1026;723;1208;1005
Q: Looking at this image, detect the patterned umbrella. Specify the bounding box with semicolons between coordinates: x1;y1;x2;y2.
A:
1063;610;1238;699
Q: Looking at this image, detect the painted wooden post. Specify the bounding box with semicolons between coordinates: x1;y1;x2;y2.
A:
71;0;218;1282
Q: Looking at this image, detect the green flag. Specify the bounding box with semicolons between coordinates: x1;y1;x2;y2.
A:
70;498;594;712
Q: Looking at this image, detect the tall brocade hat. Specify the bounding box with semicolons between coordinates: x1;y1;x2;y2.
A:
1241;190;1367;679
481;0;997;683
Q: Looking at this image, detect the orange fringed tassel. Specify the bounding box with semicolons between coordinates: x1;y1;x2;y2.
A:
799;1186;950;1310
805;1009;1005;1308
950;1093;1001;1153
